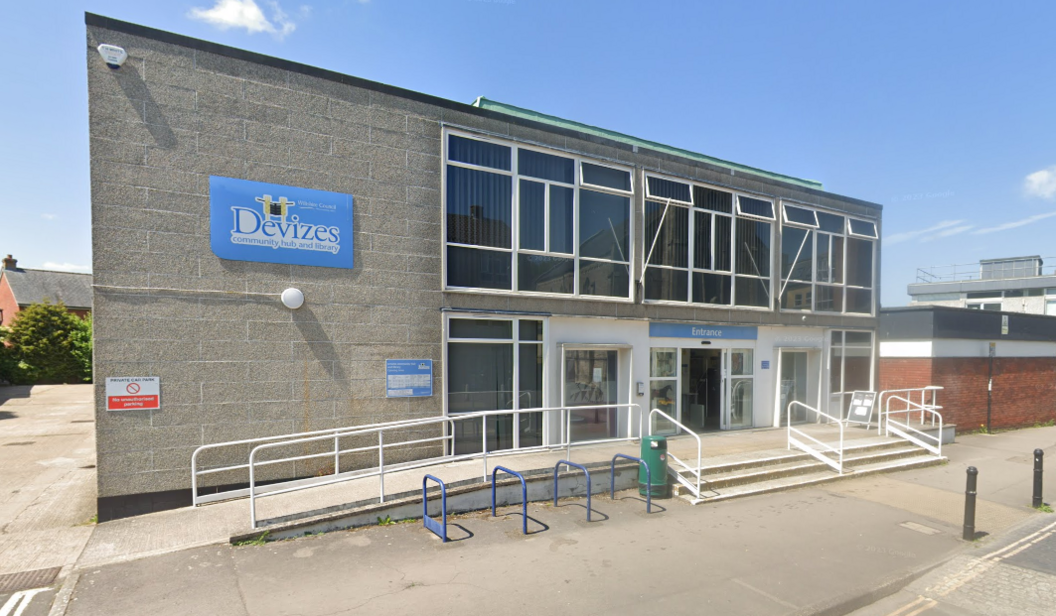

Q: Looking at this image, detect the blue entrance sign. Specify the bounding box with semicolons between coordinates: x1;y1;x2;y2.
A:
386;360;433;398
649;322;758;340
209;176;354;269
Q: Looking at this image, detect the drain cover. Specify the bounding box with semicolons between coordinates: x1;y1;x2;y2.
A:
2;442;34;447
0;567;61;593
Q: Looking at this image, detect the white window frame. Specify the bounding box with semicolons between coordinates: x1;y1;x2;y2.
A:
442;312;549;451
847;217;879;239
442;128;635;302
641;173;772;310
778;200;878;316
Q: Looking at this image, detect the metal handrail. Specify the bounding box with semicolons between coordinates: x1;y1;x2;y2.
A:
787;401;845;474
877;387;943;435
241;403;642;528
647;408;702;498
885;395;943;457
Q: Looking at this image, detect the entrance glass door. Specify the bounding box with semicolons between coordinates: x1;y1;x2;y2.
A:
779;350;809;425
724;349;754;429
564;349;619;442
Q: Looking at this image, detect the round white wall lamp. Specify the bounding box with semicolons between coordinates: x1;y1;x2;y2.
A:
280;288;305;310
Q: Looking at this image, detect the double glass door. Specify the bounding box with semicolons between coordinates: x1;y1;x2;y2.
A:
649;347;754;433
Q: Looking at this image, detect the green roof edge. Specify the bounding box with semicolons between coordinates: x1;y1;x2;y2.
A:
472;96;824;191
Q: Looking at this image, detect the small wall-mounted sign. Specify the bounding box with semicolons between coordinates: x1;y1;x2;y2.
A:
386;360;433;398
106;377;160;411
649;323;758;340
761;360;770;370
1001;315;1009;336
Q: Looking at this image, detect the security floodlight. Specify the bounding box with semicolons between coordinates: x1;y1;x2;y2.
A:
280;288;305;310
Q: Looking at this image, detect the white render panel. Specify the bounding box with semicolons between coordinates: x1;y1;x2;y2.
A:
879;341;933;358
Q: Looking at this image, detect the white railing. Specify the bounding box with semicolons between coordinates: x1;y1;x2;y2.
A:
885;395;943;457
647;408;702;499
877;387;943;435
205;403;642;529
787;401;845;474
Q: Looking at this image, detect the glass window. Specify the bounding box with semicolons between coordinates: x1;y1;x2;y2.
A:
815;285;843;312
549;185;574;254
645;268;688;302
646;176;692;203
846;288;872;313
737;195;775;219
518;344;543;445
518;180;545;251
694;211;713;270
519;320;543;341
781;227;813;282
781;282;812;310
446;246;511;290
582;163;631;191
846;237;873;287
645;202;688;268
517;148;574;184
694;185;733;214
446;166;512;248
650;348;677;378
579;190;630;261
848;218;878;238
714;215;732;271
447;343;513;413
783;205;819;227
450;318;513;339
448;135;511;170
693;273;732;304
445;132;633;299
565;350;619;442
829;330;874;420
816;212;845;233
518;254;574;294
736;219;771;277
735;276;770;307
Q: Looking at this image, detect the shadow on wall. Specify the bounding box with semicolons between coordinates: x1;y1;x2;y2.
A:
109;62;177;149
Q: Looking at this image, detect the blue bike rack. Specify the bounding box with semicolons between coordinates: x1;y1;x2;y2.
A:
491;466;528;535
422;474;448;542
611;454;652;513
553;460;592;521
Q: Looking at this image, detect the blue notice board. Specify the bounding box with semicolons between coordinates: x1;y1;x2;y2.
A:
209;176;354;269
386;360;433;398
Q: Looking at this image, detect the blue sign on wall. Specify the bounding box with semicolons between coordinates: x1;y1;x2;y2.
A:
209;176;354;269
649;323;758;340
386;360;433;398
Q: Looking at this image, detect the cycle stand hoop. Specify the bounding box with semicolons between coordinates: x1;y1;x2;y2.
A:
553;460;592;522
422;474;448;542
491;466;528;535
611;454;651;514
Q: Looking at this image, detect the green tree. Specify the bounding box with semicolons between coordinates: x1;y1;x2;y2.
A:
3;301;92;384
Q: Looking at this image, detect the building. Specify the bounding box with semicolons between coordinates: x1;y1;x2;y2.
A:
85;14;882;517
0;255;93;328
879;306;1056;432
908;256;1056;314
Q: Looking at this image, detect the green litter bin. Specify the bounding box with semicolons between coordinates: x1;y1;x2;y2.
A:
639;435;670;498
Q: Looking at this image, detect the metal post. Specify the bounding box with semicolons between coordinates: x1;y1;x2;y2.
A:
334;435;340;475
963;466;978;541
1034;449;1044;509
482;416;488;482
378;432;385;503
987;343;995;434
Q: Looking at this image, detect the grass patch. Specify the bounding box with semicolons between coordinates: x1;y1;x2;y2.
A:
1035;503;1054;514
233;531;270;546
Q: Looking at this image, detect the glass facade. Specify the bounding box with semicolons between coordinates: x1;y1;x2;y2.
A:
445;133;633;299
780;204;876;314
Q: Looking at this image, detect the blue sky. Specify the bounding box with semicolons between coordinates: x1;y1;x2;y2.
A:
2;0;1054;306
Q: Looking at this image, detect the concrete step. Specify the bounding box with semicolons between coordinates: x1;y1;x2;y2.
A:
673;452;945;504
672;436;910;480
674;445;926;491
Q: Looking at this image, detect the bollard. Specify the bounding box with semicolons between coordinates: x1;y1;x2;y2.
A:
1034;449;1044;509
963;466;978;541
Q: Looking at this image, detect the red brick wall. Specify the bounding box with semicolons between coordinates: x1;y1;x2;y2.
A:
880;356;1056;432
0;276;18;329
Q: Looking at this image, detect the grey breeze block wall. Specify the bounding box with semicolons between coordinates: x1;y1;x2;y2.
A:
87;16;881;501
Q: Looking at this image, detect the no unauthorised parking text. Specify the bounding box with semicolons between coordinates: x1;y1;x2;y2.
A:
106;377;161;411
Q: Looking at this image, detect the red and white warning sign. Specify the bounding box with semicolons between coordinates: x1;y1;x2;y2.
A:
105;377;161;411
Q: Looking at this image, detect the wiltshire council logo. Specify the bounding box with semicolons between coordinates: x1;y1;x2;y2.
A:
209;176;354;269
